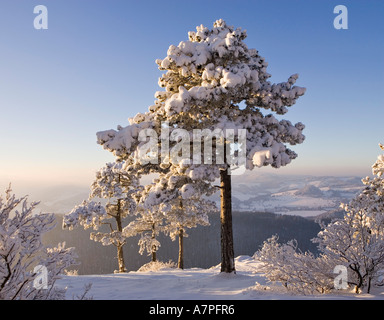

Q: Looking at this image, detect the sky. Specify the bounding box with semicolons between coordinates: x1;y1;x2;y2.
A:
0;0;383;194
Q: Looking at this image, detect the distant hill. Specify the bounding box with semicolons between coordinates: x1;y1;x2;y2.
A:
230;174;362;216
308;208;346;223
294;185;323;197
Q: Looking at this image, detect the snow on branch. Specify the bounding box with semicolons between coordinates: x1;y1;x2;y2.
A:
0;186;77;300
63;200;107;231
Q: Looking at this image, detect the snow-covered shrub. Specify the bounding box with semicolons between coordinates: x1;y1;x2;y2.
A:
258;236;334;295
0;185;77;300
258;144;384;294
137;260;176;272
314;144;384;293
372;143;384;177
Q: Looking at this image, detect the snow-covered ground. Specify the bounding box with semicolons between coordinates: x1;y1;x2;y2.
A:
57;256;384;300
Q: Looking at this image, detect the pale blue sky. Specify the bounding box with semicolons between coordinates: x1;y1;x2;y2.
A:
0;0;383;191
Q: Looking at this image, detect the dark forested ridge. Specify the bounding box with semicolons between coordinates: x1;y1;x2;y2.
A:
43;211;322;275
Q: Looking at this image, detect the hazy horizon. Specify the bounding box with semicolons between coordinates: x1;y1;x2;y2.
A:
0;168;369;207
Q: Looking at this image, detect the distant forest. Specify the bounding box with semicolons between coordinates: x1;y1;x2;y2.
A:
43;211;323;275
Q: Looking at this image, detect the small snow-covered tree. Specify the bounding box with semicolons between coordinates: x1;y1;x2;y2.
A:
163;196;215;269
132;169;216;268
259;144;384;294
314;146;384;293
372;143;384;177
63;162;139;272
123;204;163;263
0;185;77;300
97;19;306;273
152;170;217;269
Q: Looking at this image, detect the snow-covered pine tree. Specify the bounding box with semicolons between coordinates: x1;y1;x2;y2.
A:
372;143;384;177
97;19;306;272
0;185;77;300
163;196;216;269
142;168;217;269
123;166;216;268
122;203;164;263
63;162;140;273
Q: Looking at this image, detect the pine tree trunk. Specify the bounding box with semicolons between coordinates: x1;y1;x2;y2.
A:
117;244;126;273
115;198;126;272
220;167;235;273
367;276;372;294
152;249;157;262
178;228;184;269
151;223;157;262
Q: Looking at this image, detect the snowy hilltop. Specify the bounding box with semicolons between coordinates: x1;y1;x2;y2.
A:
230;173;363;217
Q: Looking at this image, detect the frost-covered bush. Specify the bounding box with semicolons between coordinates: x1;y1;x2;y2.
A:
137;260;176;272
314;144;384;293
372;143;384;177
257;236;334;295
0;186;77;300
258;144;384;294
